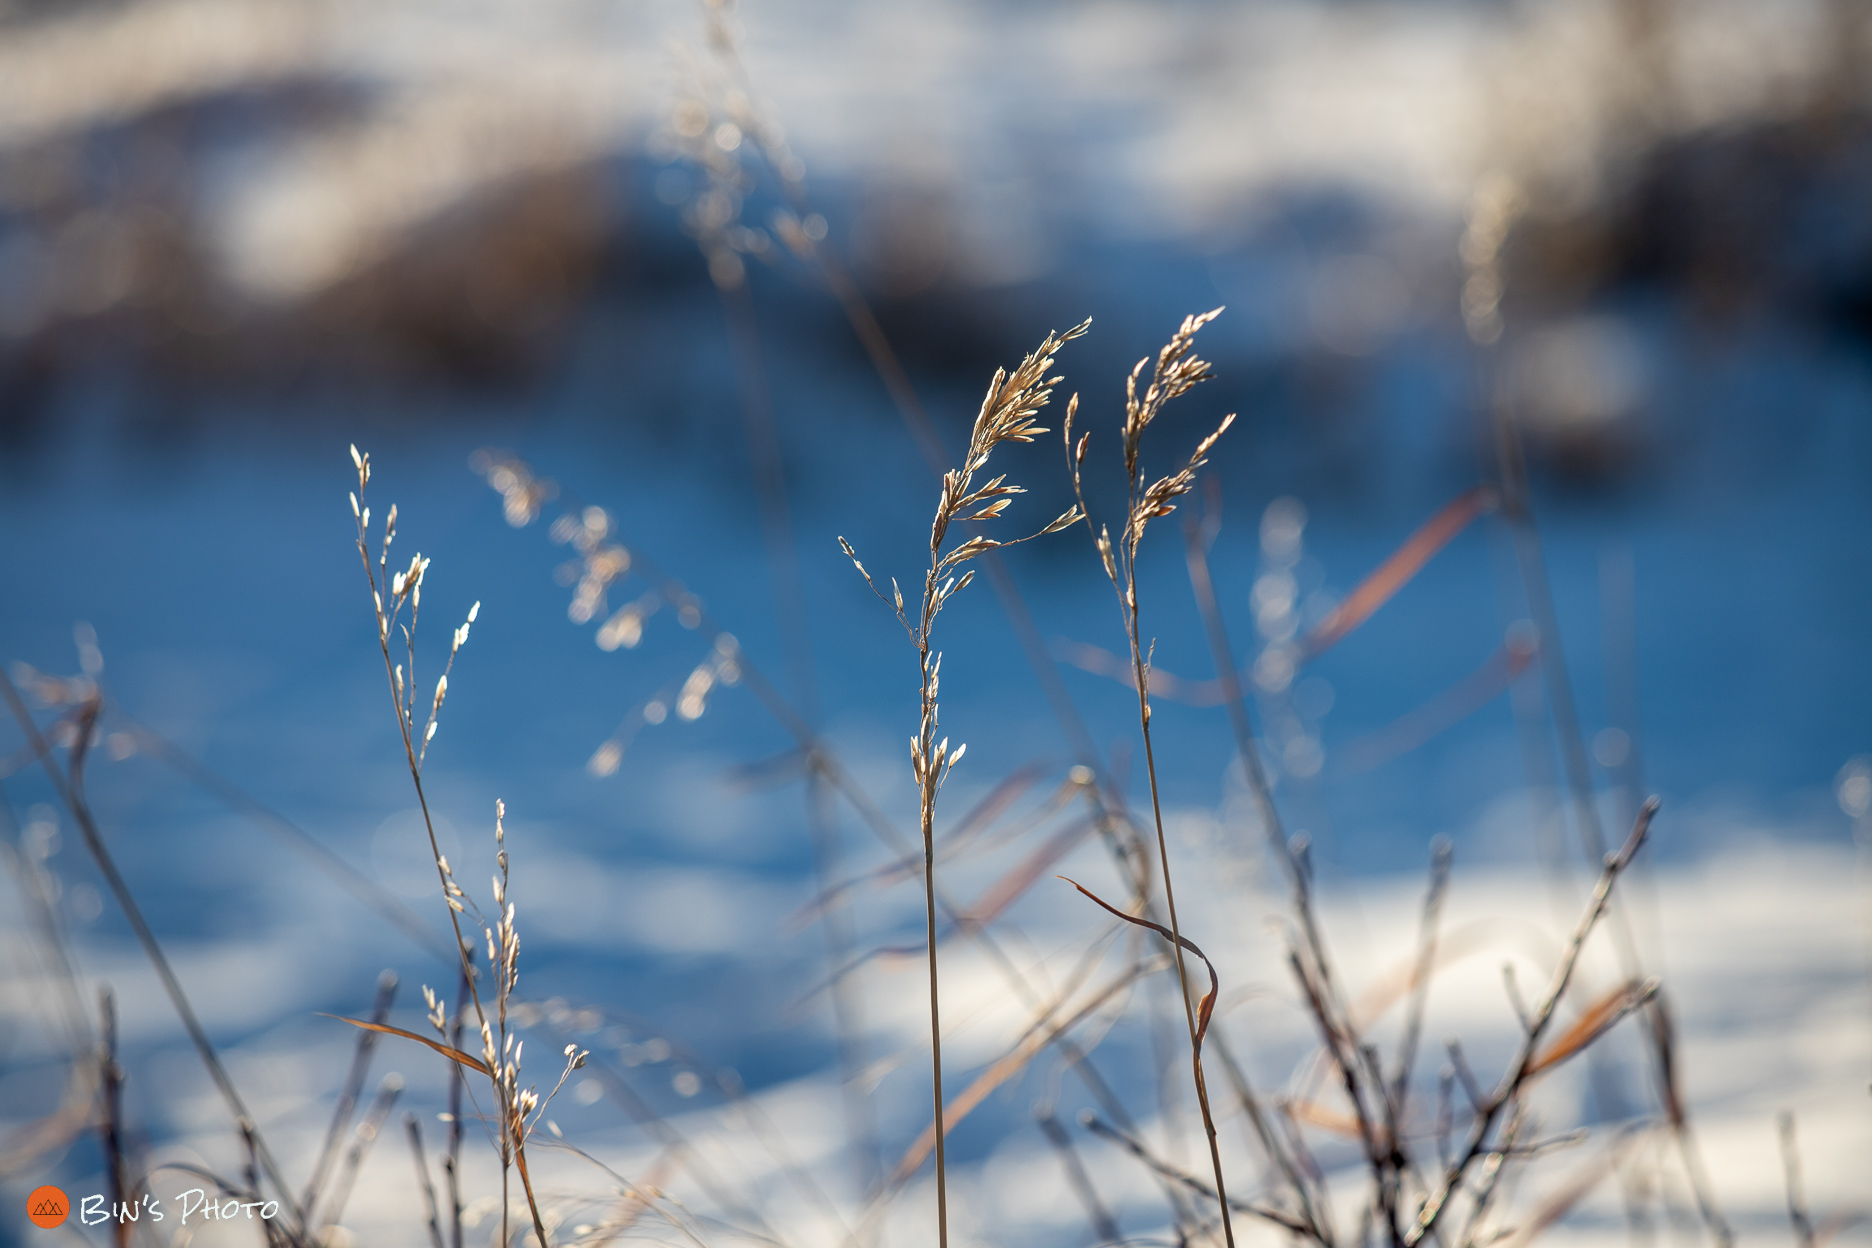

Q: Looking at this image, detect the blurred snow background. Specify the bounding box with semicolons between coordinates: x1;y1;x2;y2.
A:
2;0;1869;1243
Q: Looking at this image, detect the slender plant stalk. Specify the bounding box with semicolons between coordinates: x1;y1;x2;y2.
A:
350;449;591;1248
1461;182;1731;1248
841;323;1086;1248
1779;1111;1817;1248
714;239;876;1188
487;456;1188;1229
406;1113;448;1248
1066;308;1238;1247
445;954;469;1248
0;783;102;1179
1035;1107;1122;1246
1407;799;1658;1245
303;970;397;1226
99;987;129;1248
0;675;307;1242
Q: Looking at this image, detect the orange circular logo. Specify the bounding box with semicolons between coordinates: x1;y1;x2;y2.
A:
28;1186;69;1229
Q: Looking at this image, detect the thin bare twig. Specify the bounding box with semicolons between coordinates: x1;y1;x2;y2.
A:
406;1114;447;1248
320;1074;404;1230
303;970;398;1225
1462;183;1730;1248
1037;1106;1124;1246
1082;1114;1308;1234
1407;799;1658;1246
1779;1112;1816;1248
0;675;307;1240
100;987;129;1248
1070;310;1238;1248
840;322;1086;1248
1395;840;1454;1116
1182;494;1376;1241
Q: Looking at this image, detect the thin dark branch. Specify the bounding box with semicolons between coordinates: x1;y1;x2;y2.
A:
0;676;306;1239
405;1115;447;1248
303;971;398;1224
1208;1028;1330;1245
1779;1112;1817;1248
1406;799;1657;1246
1037;1107;1123;1247
1394;839;1453;1119
320;1075;404;1230
1083;1114;1309;1235
100;988;129;1248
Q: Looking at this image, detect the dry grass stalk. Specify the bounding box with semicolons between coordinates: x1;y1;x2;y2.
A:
320;1073;405;1229
349;447;590;1248
1080;1113;1308;1234
1780;1112;1817;1248
1463;177;1732;1248
0;662;308;1243
1180;481;1681;1240
711;250;882;1182
98;986;129;1248
1408;799;1659;1245
1065;308;1240;1246
886;941;1158;1188
840;322;1086;1248
303;969;398;1226
445;954;472;1248
0;835;101;1175
484;452;1182;1246
406;1113;449;1248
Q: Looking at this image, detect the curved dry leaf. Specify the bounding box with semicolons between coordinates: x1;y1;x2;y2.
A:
1063;878;1218;1050
1338;636;1536;774
322;1016;492;1078
1301;486;1499;660
889;958;1155;1186
1498;1127;1650;1248
960;816;1097;931
1816;1212;1869;1248
1346;918;1559;1034
1286;1098;1364;1140
1527;979;1657;1076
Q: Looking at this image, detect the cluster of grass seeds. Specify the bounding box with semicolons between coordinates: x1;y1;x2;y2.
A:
1063;307;1240;1243
0;327;1767;1248
345;446;589;1248
838;320;1088;1248
0;20;1780;1238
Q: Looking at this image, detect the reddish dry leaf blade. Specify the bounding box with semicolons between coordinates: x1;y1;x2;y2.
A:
890;960;1155;1186
1345;918;1548;1033
1062;878;1219;1049
1650;995;1685;1127
787;761;1053;931
321;1016;492;1077
1338;635;1535;774
1301;486;1499;661
1816;1212;1870;1248
1051;638;1248;707
1503;1128;1648;1248
943;759;1052;851
1528;979;1654;1076
961;816;1096;931
1286;1099;1363;1139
